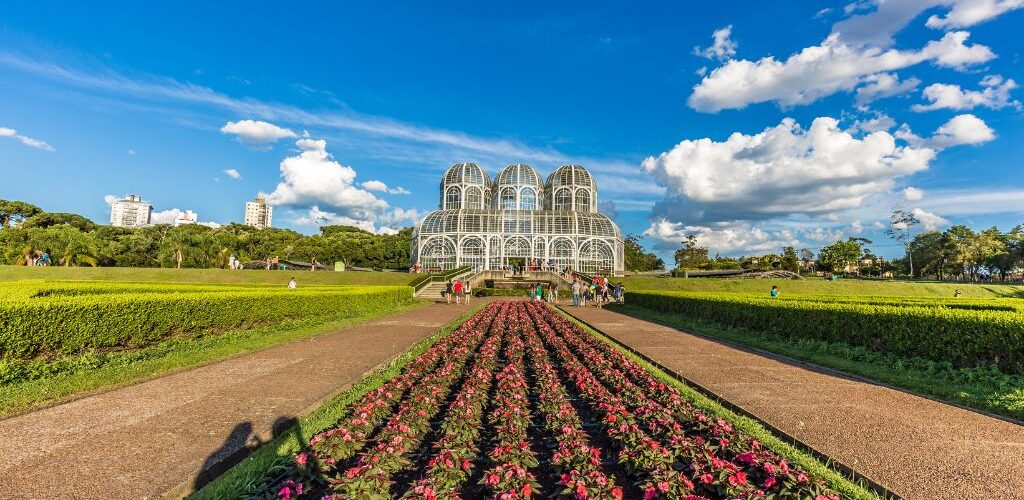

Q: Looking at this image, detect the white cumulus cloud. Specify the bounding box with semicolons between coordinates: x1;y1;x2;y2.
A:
912;75;1020;111
263;138;388;219
224;168;242;179
641;116;935;224
693;25;737;61
220;119;297;146
689;31;994;112
903;186;925;201
855;73;921;108
361;180;411;195
0;126;54;151
911;207;949;230
926;0;1024;29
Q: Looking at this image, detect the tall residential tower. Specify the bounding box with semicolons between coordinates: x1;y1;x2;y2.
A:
109;194;152;228
244;196;273;229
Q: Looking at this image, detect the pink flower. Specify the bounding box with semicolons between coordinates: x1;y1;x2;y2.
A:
700;473;714;484
294;452;308;466
797;472;809;484
728;472;748;486
643;487;658;500
611;487;623;499
763;462;776;475
277;486;292;500
763;477;777;489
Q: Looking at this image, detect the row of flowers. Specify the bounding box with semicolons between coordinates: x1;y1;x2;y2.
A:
403;304;509;499
526;302;839;500
282;303;504;498
521;308;623;499
479;308;540;499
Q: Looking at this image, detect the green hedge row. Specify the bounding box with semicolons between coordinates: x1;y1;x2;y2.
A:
628;291;1024;374
0;286;412;360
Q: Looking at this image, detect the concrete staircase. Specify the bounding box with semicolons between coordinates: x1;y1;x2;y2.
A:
413;268;480;298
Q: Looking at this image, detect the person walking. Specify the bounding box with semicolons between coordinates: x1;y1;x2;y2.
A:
535;283;543;302
571;280;580;307
454;279;464;305
550;283;559;304
770;285;780;298
465;281;472;305
288;277;297;290
595;283;604;309
444;280;454;304
617;282;625;304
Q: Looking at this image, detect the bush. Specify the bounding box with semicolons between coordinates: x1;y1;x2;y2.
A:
629;290;1024;374
0;286;412;360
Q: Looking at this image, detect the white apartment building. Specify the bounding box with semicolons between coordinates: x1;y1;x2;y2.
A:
174;210;199;227
109;194;153;228
244;196;273;229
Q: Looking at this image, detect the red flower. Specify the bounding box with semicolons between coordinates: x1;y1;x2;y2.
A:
728;472;748;486
575;483;588;498
763;477;777;489
700;474;714;484
522;482;532;497
611;487;623;499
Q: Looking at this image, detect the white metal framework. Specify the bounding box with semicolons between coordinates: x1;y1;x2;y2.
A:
413;163;624;275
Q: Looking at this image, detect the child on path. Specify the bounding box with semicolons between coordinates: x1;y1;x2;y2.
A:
770;285;779;298
288;277;297;290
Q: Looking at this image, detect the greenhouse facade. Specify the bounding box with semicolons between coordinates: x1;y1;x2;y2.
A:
411;163;624;275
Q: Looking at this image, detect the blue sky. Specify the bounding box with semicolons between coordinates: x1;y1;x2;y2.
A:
1;1;1022;260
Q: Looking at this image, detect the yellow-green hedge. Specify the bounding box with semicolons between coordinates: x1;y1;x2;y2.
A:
0;286;412;360
629;290;1024;373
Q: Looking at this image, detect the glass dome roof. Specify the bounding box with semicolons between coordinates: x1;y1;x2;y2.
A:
443;162;490;186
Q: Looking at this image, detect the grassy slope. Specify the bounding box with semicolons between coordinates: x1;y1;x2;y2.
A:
620;276;1024;298
0;300;426;419
0;265;414;286
191;302;487;500
558;311;880;499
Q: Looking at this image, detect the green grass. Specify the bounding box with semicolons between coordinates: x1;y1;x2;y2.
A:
0;300;427;419
611;304;1024;421
0;264;415;286
191;302;487;499
620;276;1024;298
558;309;883;500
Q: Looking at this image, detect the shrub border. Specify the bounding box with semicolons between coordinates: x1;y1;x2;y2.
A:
186;301;488;499
553;305;890;500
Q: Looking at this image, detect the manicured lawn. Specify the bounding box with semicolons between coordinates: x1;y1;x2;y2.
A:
0;300;427;419
620;276;1024;298
0;265;415;286
612;303;1024;421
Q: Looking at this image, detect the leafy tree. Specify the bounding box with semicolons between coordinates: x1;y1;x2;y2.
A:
29;225;99;267
0;199;42;228
887;209;921;277
817;239;864;274
624;234;665;272
781;247;800;273
674;234;710;270
22;212;96;232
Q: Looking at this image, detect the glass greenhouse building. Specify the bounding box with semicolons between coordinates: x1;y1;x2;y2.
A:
411;163;624;275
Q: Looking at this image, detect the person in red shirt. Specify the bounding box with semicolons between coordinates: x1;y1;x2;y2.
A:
453;279;464;305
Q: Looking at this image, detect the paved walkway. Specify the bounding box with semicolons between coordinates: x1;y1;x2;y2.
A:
561;305;1024;500
0;302;473;499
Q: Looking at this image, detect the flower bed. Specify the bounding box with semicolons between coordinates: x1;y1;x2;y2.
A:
271;301;842;499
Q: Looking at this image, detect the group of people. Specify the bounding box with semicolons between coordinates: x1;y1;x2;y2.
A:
505;260;574;277
531;282;560;304
570;277;624;308
227;254;243;270
24;250;51;266
443;279;472;305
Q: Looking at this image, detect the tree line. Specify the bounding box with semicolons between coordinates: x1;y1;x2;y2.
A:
0;199;412;269
670;221;1024;282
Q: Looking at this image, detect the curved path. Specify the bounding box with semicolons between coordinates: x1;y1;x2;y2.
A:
0;302;472;499
561;305;1024;500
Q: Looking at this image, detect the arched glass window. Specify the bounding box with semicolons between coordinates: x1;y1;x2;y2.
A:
465;186;483;209
554;188;573;211
421;237;456;271
521;187;537;210
500;187;517;210
445;187;461;210
551;238;574;271
579;240;613;274
460;237;486;270
505;237;530;257
575;190;591;212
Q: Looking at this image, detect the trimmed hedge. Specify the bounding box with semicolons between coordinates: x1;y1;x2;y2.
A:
0;286;412;360
628;290;1024;374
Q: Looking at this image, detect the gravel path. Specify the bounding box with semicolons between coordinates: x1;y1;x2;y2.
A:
0;302;473;499
561;305;1024;500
